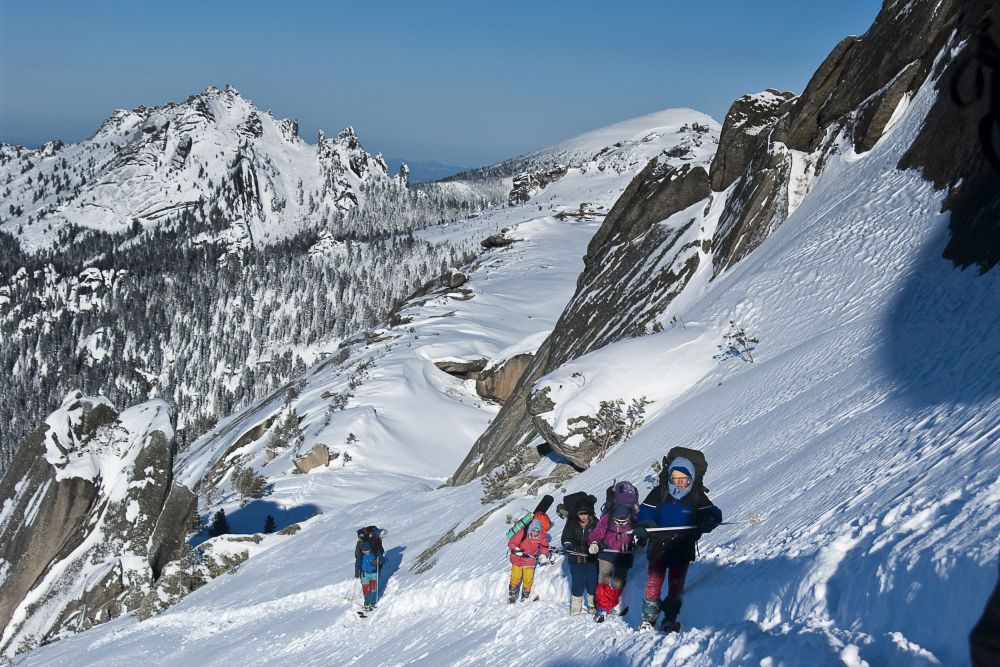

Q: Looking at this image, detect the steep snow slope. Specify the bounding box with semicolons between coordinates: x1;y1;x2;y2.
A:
18;76;1000;667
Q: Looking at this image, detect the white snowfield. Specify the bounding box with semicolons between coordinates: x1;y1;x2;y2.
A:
19;79;1000;667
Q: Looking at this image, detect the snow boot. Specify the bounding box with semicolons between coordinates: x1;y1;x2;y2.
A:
571;596;583;615
638;620;655;632
640;596;661;627
595;608;609;623
508;585;518;604
521;588;532;602
586;593;596;612
661;598;682;633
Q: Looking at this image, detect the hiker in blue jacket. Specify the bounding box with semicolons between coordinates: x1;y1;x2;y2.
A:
634;455;721;632
357;541;384;611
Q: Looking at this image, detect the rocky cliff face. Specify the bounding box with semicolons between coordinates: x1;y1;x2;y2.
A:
508;166;569;205
0;393;196;654
452;0;997;482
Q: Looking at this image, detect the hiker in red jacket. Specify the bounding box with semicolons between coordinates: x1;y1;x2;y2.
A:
507;517;550;603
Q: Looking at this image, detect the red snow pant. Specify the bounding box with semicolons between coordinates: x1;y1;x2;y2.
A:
361;574;378;606
595;556;631;611
644;559;689;602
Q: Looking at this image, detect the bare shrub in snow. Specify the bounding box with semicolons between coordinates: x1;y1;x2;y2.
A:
480;451;531;503
716;321;759;363
567;396;652;460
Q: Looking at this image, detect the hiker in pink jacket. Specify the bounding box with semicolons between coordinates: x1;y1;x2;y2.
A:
587;481;639;622
507;518;551;603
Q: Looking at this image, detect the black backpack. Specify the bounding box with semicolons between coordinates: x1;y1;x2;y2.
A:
557;491;597;519
356;525;386;557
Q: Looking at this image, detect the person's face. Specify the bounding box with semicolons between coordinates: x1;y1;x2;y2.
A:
577;511;590;525
670;471;691;488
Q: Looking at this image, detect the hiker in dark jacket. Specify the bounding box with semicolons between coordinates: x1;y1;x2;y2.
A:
560;495;599;615
634;456;721;632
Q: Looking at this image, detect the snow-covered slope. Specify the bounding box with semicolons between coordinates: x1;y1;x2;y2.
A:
4;106;719;661
0;85;402;252
16;59;1000;666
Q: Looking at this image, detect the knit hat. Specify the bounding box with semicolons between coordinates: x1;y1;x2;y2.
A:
528;519;542;535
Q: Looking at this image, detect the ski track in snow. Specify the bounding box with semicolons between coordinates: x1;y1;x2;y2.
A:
15;84;1000;666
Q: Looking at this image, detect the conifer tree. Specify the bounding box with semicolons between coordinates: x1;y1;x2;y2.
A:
209;508;230;537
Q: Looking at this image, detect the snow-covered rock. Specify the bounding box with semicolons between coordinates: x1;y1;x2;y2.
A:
0;392;195;655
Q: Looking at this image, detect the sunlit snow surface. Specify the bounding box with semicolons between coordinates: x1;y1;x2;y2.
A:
20;85;1000;667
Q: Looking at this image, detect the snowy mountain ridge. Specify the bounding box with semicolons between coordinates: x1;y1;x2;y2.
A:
0;84;404;253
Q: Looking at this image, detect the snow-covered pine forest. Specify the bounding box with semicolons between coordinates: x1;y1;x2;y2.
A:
2;0;999;665
0;86;508;470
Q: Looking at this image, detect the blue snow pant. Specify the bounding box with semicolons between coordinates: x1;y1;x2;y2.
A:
569;561;598;598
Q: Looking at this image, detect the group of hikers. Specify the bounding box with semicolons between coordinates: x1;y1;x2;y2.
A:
504;446;722;632
353;446;721;632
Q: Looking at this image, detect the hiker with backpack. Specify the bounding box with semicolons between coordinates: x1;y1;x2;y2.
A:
559;491;599;615
507;515;551;603
587;480;640;622
354;526;387;614
634;447;722;632
357;540;384;611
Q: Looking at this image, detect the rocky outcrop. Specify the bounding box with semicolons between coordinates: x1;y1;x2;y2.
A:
481;233;517;249
0;392;195;656
294;444;332;473
508;165;568;205
898;0;1000;272
710;90;796;192
435;358;488;380
476;354;535;404
446;269;468;288
170;134;193;169
710;0;970;275
711;139;796;273
453;160;713;482
452;0;991;484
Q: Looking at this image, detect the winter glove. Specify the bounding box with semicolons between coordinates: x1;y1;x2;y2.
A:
513;549;524;557
697;513;720;533
562;542;573;550
538;554;549;565
588;542;600;555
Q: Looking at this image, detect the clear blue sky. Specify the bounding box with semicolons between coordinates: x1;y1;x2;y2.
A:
0;1;882;166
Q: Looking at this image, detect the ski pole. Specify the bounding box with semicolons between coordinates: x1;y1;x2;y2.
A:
550;547;591;558
630;521;742;534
